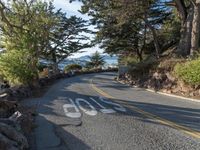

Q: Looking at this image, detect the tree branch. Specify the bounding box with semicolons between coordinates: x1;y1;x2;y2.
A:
174;0;187;21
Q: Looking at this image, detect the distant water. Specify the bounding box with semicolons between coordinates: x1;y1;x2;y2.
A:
41;55;118;70
105;58;118;65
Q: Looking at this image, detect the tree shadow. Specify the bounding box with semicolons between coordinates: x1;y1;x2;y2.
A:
25;73;200;149
34;115;91;150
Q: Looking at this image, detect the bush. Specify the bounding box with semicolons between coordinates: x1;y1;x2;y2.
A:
0;50;38;86
64;64;82;72
174;58;200;85
120;55;139;66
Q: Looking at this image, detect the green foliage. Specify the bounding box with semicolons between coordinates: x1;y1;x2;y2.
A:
71;0;170;59
160;9;181;44
0;0;54;85
86;51;105;69
120;55;140;66
0;50;37;85
174;58;200;85
0;0;90;85
64;64;82;72
42;14;91;64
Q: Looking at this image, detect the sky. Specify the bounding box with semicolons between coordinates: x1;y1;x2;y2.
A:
52;0;103;58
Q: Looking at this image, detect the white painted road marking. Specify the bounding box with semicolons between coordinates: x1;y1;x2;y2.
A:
75;98;97;116
90;97;116;114
99;97;126;112
63;97;126;118
63;98;81;118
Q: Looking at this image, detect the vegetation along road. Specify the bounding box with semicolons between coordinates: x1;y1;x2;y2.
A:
31;72;200;150
1;0;200;149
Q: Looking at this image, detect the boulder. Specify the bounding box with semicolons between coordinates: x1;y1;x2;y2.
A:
0;133;18;150
0;101;18;118
165;72;176;82
0;123;28;150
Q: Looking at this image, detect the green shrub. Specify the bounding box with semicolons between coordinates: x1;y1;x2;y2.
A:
64;64;82;72
0;50;38;86
174;58;200;85
120;55;139;66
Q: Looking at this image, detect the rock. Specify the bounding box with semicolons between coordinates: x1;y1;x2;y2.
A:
161;89;168;93
0;101;18;118
166;72;176;82
148;79;156;89
153;72;159;79
19;87;31;98
172;86;181;93
9;111;22;122
0;123;29;149
189;92;195;97
162;81;173;89
12;87;32;99
181;86;190;94
179;81;185;89
155;80;161;90
162;89;172;94
194;85;200;90
166;90;172;94
0;133;18;150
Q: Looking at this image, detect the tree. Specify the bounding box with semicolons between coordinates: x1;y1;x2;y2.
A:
70;0;170;59
41;13;91;74
0;0;52;86
168;0;200;56
0;0;91;85
86;51;105;69
64;64;82;72
0;50;36;86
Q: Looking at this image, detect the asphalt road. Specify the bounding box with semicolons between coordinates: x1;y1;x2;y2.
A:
30;72;200;150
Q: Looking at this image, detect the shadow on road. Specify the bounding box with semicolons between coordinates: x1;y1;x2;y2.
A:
35;115;91;150
30;73;200;149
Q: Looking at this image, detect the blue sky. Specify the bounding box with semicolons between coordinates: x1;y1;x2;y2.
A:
53;0;103;58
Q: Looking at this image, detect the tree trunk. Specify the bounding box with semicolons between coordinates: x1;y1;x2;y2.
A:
52;52;59;75
149;25;160;58
29;57;40;88
145;19;160;58
190;2;200;55
52;62;59;74
136;48;143;62
177;6;193;56
134;35;143;61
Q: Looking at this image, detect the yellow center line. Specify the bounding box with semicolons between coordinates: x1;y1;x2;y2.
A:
90;79;200;139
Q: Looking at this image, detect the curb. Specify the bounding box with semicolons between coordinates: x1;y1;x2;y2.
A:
116;80;200;103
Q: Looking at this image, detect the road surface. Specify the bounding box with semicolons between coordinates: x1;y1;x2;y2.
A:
29;72;200;150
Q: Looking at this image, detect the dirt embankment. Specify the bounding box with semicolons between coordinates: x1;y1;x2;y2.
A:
117;55;200;100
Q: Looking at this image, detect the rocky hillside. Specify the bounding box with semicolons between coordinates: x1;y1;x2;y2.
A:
117;55;200;99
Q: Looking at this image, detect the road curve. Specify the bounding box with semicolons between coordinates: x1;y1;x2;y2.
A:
30;72;200;150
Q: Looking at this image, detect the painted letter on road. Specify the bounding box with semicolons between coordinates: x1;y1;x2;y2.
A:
63;98;81;118
90;97;116;114
75;98;97;116
99;97;126;112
